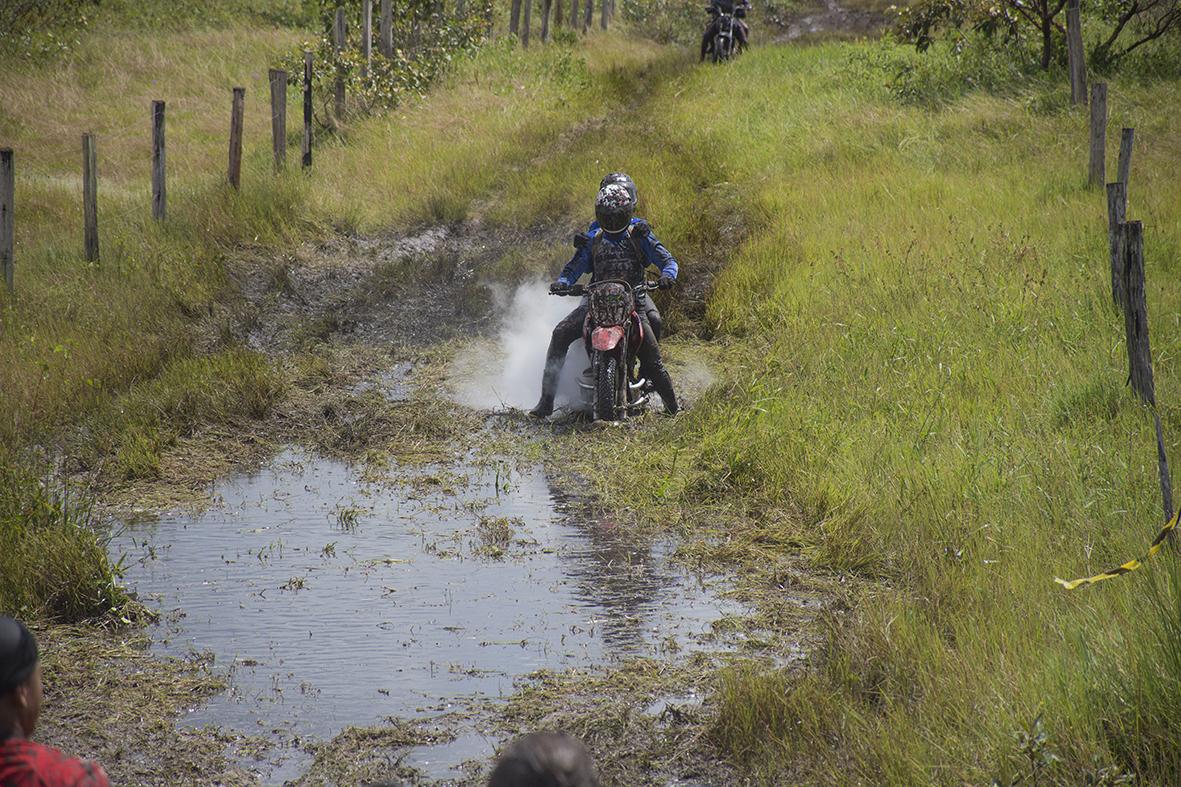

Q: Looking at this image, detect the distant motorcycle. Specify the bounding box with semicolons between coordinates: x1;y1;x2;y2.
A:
552;279;658;422
711;8;738;62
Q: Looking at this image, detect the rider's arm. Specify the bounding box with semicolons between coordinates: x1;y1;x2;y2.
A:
557;231;595;286
641;229;679;280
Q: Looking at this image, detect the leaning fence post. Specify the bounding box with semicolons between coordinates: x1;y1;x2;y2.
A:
82;133;99;262
269;69;287;171
1121;220;1176;519
1;149;12;295
333;7;347;122
151;101;166;221
1067;0;1087;105
228;87;245;190
362;0;373;78
1089;82;1107;187
1107;182;1126;309
302;52;313;169
1117;127;1134;199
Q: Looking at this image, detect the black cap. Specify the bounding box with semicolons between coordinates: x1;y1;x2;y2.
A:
0;617;38;695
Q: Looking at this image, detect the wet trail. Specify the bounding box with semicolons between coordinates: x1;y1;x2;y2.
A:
113;445;739;782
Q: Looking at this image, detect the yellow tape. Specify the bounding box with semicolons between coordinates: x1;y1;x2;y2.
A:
1055;509;1179;590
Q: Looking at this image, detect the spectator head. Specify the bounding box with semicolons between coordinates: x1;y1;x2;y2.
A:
0;616;42;739
487;732;599;787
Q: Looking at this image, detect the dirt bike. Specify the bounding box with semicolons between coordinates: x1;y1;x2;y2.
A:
552;279;658;422
712;10;737;62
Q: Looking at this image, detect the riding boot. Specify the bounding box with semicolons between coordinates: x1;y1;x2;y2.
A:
652;365;679;415
529;394;555;419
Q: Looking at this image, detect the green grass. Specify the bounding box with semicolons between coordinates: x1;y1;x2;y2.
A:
554;40;1181;784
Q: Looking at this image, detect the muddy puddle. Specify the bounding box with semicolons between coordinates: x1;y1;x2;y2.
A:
110;448;742;783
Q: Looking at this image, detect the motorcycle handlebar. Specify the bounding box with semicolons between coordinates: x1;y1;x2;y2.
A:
549;280;662;297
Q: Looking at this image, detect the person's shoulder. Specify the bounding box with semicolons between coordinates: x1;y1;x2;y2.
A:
0;739;110;787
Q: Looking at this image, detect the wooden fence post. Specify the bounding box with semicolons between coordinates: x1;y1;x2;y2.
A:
1089;82;1107;187
1106;182;1126;308
269;69;287;171
381;0;393;56
600;0;608;29
1067;0;1087;105
1122;221;1154;406
82;133;99;262
362;0;373;78
553;0;561;27
541;0;552;41
303;52;313;169
1120;220;1176;519
523;0;532;46
228;87;245;190
571;0;580;29
583;0;592;31
457;0;466;16
1117;127;1134;196
151;100;166;221
1;149;12;295
334;7;347;121
510;0;522;35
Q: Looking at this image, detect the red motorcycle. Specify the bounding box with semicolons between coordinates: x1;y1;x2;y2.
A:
554;279;657;422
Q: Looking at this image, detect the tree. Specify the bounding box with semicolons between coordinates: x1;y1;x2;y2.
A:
1091;0;1181;66
897;0;1181;70
895;0;1067;70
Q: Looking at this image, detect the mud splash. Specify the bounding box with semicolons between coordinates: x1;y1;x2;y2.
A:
110;449;742;782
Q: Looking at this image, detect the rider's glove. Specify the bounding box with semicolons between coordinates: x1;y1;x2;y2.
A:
550;281;570;294
658;275;675;290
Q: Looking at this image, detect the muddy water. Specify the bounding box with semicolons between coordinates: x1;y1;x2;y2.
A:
110;449;741;782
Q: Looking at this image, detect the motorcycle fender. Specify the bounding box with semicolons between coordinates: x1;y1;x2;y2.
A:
592;326;626;352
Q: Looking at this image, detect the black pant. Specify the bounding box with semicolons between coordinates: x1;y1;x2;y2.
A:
538;298;676;412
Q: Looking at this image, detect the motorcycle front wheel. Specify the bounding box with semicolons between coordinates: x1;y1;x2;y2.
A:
595;354;620;422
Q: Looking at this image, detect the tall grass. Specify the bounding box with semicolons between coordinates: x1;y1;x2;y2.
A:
566;40;1181;783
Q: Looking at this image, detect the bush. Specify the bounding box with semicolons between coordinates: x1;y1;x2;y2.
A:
278;0;493;123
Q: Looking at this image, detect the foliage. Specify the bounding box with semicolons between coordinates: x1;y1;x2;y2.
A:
895;0;1181;75
278;0;493;125
0;0;319;59
620;0;703;44
0;0;100;59
1090;0;1181;68
848;37;1045;105
0;457;127;622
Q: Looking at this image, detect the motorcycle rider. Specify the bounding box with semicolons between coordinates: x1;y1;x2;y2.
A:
701;0;750;61
529;183;680;419
587;172;672;341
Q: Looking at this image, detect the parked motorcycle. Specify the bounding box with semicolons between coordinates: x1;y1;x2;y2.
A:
552;279;658;422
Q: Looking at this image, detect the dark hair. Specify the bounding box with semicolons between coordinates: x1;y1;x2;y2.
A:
487;732;599;787
0;617;38;696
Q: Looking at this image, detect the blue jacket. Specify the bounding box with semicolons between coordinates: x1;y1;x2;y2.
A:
557;218;679;286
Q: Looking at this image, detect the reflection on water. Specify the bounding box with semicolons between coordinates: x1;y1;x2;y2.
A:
110;449;740;781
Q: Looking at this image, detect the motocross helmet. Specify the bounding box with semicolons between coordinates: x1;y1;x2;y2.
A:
599;172;638;211
595;184;634;234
